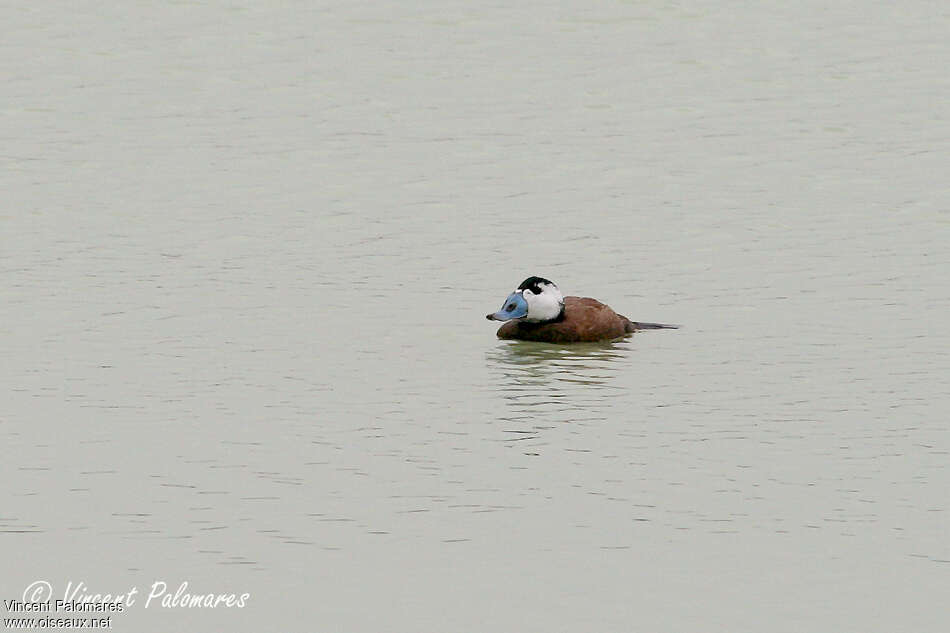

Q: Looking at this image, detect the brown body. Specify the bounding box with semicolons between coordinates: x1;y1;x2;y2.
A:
495;296;640;343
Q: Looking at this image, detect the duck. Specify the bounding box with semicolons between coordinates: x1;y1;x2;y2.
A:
486;276;678;343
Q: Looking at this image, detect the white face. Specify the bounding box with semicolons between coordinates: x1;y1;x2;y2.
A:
522;281;564;322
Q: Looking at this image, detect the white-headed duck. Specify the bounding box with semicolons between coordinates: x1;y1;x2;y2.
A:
486;276;678;343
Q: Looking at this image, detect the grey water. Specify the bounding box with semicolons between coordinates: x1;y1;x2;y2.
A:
3;1;949;631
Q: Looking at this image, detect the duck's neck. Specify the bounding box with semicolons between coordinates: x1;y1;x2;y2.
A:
526;305;565;326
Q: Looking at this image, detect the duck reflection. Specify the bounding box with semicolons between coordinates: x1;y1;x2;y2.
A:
485;340;629;438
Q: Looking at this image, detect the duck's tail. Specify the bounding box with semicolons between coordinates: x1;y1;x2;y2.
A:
625;320;680;332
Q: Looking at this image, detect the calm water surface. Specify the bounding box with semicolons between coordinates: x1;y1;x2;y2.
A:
3;1;949;631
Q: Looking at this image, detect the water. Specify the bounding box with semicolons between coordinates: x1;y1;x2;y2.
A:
3;1;949;631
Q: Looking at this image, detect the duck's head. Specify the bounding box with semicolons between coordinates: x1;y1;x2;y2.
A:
486;276;565;322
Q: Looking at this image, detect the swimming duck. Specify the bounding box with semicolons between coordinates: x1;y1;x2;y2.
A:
486;277;678;343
